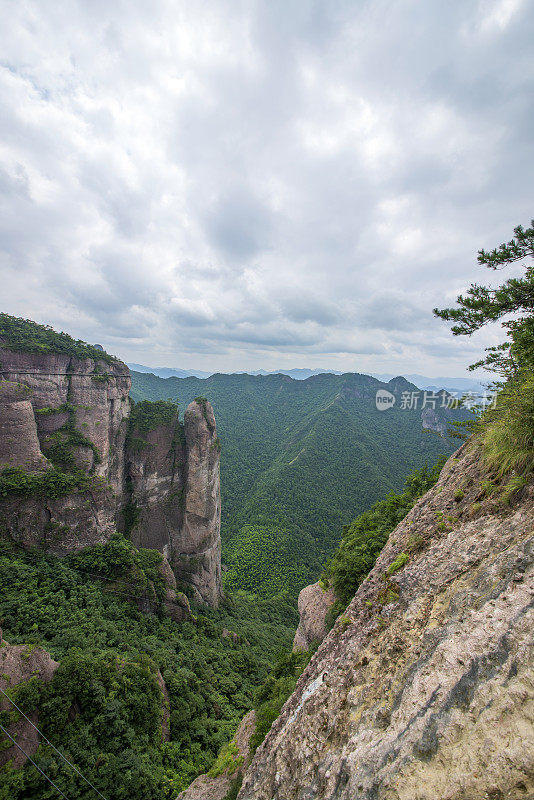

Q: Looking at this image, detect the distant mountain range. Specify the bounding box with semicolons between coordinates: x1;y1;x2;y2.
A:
130;369;470;596
127;363;211;379
127;363;487;395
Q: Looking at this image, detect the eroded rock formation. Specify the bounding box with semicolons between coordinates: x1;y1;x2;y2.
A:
0;346;222;606
293;582;336;652
0;635;59;769
178;399;222;606
239;442;534;800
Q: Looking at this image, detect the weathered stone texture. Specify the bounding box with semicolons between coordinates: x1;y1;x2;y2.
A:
125;399;222;606
239;443;534;800
174;400;222;606
0;349;130;552
0;348;222;605
0;381;48;471
127;413;185;557
293;582;336;652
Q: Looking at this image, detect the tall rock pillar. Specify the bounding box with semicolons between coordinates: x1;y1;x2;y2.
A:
175;399;222;607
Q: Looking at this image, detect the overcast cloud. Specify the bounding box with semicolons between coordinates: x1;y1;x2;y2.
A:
0;0;532;375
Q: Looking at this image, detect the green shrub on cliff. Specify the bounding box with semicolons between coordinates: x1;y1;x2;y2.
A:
67;533;168;600
128;399;180;433
250;648;313;754
0;465;106;498
481;373;534;478
0;313;116;363
322;458;446;609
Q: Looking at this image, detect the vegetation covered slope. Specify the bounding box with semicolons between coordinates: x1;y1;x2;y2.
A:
0;313;116;363
0;537;296;800
131;371;466;596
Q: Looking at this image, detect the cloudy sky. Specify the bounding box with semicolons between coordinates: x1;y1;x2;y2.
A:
0;0;532;375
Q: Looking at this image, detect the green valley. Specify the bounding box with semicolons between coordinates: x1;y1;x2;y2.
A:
130;371;467;596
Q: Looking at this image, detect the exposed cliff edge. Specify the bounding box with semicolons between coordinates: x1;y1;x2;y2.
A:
238;441;534;799
0;324;222;606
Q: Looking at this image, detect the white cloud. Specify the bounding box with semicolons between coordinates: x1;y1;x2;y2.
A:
0;0;532;376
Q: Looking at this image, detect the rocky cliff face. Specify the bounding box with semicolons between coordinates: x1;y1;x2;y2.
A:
0;346;222;606
239;442;534;800
176;710;256;800
178;400;222;606
0;349;130;552
124;398;222;605
293;582;336;652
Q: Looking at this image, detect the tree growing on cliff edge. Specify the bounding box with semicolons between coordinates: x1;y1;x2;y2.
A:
433;220;534;379
434;220;534;478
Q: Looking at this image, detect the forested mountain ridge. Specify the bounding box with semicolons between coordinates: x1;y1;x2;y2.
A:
131;370;469;596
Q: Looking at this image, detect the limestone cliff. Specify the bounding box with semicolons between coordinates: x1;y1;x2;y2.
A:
238;442;534;800
0;336;222;606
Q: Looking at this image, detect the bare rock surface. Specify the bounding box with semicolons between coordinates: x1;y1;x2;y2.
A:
0;346;222;606
125;398;222;606
176;710;256;800
0;381;49;472
176;399;222;606
159;556;193;622
239;442;534;800
0;640;58;768
0;349;130;552
293;581;336;651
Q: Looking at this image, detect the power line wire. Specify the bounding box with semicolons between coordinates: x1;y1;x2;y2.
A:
4;539;161;605
0;687;109;800
0;371;128;378
0;723;71;800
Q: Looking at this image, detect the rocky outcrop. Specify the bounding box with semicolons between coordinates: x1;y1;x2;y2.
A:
126;407;185;557
0;636;59;768
177;400;222;607
0;344;222;606
156;669;171;742
293;582;336;651
0;350;130;553
176;710;256;800
124;398;222;606
239;442;534;800
158;556;193;622
0;381;49;472
0;349;131;485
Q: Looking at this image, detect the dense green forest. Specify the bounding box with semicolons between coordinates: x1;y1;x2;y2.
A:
131;371;467;596
0;537;296;800
0;313;116;363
